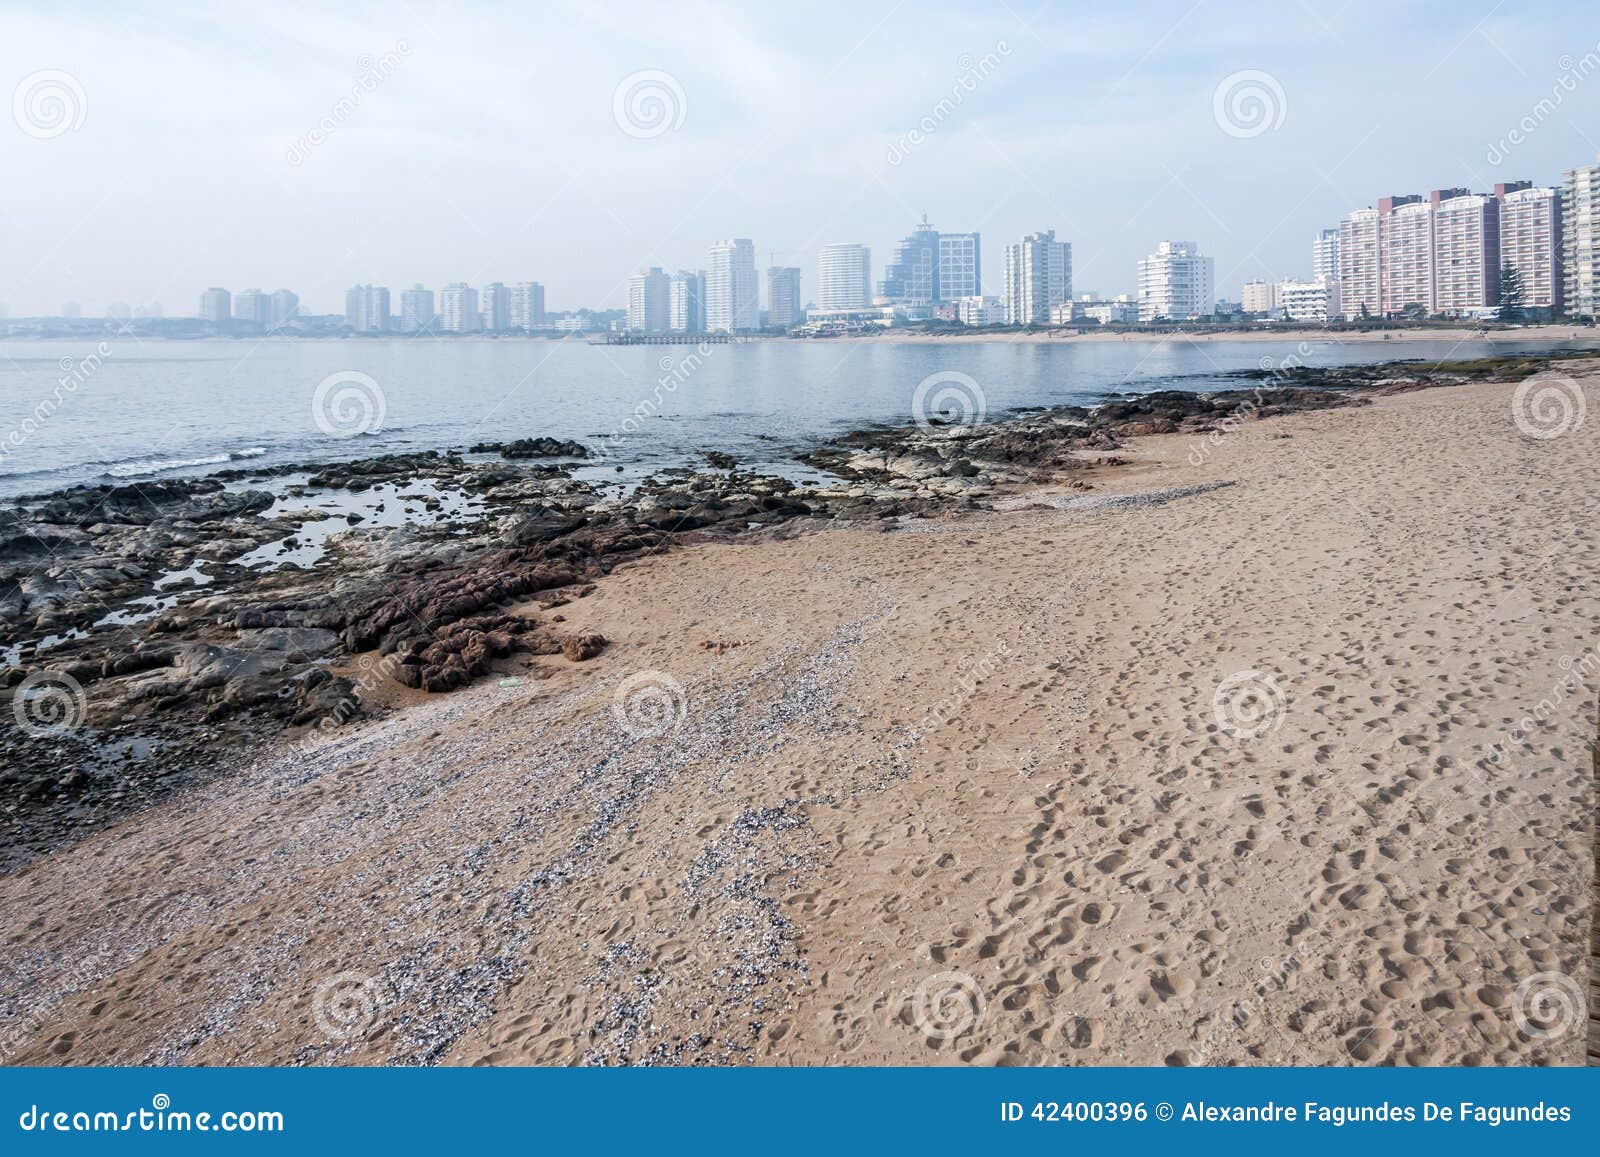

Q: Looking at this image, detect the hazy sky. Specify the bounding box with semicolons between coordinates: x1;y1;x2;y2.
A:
4;0;1598;316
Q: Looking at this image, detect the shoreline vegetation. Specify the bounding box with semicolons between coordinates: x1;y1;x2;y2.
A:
0;349;1592;1065
0;350;1584;868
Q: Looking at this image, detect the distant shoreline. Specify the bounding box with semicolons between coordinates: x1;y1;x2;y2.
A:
3;323;1598;348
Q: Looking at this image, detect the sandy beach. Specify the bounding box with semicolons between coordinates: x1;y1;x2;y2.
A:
1;368;1594;1067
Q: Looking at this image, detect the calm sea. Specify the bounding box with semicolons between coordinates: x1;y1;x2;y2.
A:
0;335;1578;500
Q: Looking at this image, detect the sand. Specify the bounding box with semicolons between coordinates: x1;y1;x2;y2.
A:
1;372;1594;1067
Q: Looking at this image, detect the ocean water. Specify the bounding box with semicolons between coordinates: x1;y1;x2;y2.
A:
0;334;1577;500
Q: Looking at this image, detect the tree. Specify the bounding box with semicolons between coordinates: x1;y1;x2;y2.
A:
1498;262;1525;321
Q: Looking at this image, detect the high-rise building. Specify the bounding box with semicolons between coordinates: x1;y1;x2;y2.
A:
232;288;270;331
1562;159;1600;318
1136;241;1211;322
1278;278;1340;323
1337;209;1382;319
269;290;299;330
1381;196;1434;316
508;282;545;330
345;284;391;332
766;266;801;330
668;270;706;332
1314;228;1341;282
938;232;981;300
1241;280;1278;314
817;244;871;310
400;284;435;332
879;217;941;304
199;287;231;323
480;282;509;331
707;239;758;333
1432;190;1499;316
1004;230;1072;325
1495;183;1562;313
627;267;671;332
440;282;480;333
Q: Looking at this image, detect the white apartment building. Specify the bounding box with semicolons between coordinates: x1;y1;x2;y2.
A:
1382;200;1434;315
439;282;480;333
1496;185;1561;313
706;239;758;332
1241;279;1278;314
344;284;391;332
1277;277;1340;323
669;270;706;332
817;244;871;310
480;282;509;331
1137;241;1213;321
400;285;434;332
1337;209;1382;319
627;267;671;332
1003;230;1071;325
1314;228;1341;282
268;289;299;330
1432;192;1499;316
1051;297;1139;325
199;287;230;322
956;295;1004;326
232;289;270;330
1562;160;1599;318
766;266;801;330
508;282;545;330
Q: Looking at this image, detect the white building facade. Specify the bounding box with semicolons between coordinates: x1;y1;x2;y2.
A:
817;244;871;310
508;282;545;330
1137;241;1213;321
627;267;671;332
440;283;480;332
1003;230;1071;325
706;239;759;332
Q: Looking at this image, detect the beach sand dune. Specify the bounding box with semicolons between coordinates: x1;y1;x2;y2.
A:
1;374;1594;1066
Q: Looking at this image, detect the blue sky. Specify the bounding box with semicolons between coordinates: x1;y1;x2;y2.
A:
3;0;1598;314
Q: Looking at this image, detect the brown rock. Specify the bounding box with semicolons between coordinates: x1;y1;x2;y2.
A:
562;632;608;662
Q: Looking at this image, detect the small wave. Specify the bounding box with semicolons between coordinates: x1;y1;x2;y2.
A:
102;447;268;478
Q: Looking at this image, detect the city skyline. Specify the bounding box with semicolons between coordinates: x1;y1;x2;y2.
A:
4;3;1599;317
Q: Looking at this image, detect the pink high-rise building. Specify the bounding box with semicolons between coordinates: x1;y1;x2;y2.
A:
1431;190;1498;316
1495;181;1563;312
